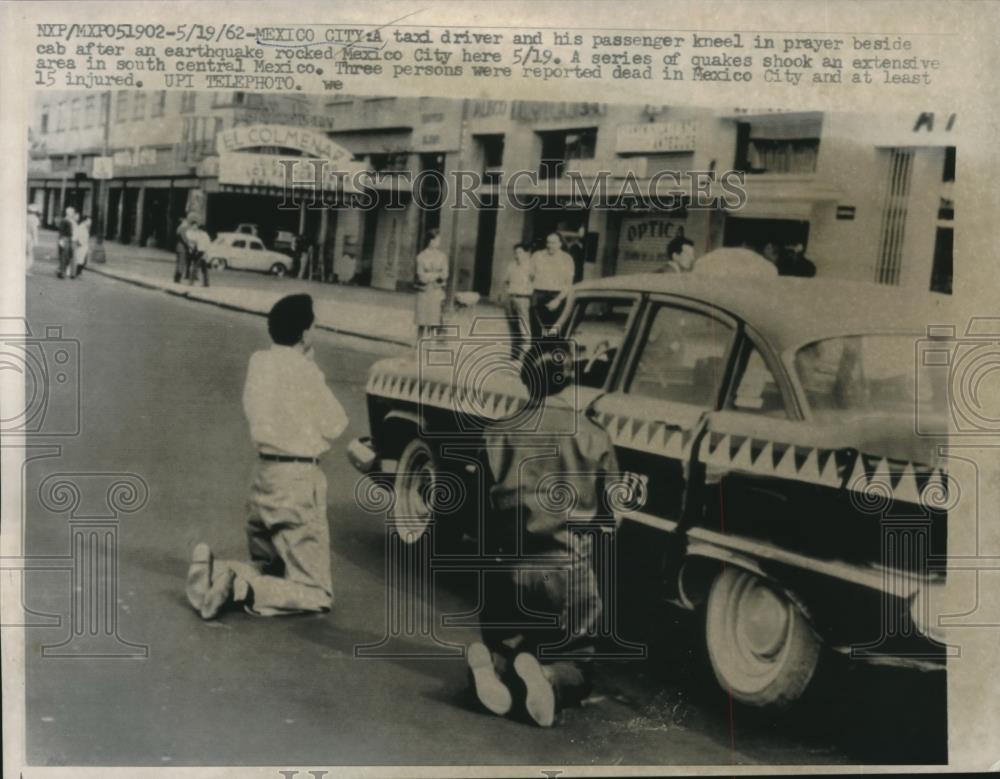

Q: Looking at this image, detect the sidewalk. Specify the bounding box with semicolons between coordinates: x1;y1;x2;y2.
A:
39;231;509;348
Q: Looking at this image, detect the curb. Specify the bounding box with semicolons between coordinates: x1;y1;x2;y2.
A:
87;265;415;349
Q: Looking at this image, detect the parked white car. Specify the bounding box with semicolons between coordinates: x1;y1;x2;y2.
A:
207;233;291;276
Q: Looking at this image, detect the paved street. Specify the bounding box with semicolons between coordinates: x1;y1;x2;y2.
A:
22;248;945;768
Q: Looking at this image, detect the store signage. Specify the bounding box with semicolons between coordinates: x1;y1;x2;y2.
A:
618;214;687;266
218;152;365;189
110;148;157;168
511;101;607;122
836;205;856;220
216;124;352;163
616;120;699;153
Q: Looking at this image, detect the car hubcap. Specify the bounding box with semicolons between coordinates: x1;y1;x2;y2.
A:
737;581;790;658
396;447;435;542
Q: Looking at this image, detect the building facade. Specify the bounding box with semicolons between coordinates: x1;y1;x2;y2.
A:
28;92;955;296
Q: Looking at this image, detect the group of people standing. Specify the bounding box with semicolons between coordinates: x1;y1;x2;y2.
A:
173;214;212;287
659;226;818;279
412;228;578;354
500;232;576;361
32;205;92;279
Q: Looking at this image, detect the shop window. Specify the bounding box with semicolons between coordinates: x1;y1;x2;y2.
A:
369;152;409;172
735;114;822;175
180;92;196;114
475;134;505;184
538;127;597;179
115;92;129;122
151;91;167;118
628;304;733;407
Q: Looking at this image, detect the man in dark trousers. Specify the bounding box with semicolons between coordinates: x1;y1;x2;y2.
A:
467;348;620;727
56;206;77;279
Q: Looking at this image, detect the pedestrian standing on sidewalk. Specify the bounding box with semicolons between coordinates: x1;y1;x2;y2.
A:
56;206;77;279
501;242;534;361
658;241;696;274
184;217;211;288
174;216;191;284
297;233;314;280
185;294;348;619
26;204;40;274
529;233;575;339
72;216;92;278
413;228;449;341
467;349;620;727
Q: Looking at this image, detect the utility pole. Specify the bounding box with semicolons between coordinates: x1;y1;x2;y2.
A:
445;97;469;313
90;90;112;263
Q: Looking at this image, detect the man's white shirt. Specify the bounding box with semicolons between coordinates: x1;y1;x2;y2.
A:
243;345;348;458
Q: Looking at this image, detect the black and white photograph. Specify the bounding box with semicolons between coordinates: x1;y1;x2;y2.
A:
4;1;999;777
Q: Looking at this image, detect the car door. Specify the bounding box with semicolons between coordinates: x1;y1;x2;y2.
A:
229;238;248;269
588;296;738;607
246;239;268;272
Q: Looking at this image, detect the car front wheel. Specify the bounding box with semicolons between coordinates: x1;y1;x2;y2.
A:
209;257;227;269
704;567;821;708
269;263;287;277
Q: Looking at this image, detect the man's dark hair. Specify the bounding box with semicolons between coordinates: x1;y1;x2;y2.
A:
268;294;315;346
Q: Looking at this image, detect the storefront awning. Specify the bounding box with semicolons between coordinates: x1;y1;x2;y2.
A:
737;177;843;219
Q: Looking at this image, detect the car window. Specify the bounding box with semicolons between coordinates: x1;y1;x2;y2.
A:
249;241;264;251
233;239;246;249
730;345;786;417
628;304;733;407
564;297;636;389
795;334;947;423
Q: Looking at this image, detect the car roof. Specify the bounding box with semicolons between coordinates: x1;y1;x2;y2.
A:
573;273;952;354
217;232;261;241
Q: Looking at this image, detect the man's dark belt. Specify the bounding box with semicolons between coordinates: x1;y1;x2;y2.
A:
259;453;320;465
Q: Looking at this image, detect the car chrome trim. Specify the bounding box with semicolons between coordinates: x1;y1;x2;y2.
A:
616;509;928;599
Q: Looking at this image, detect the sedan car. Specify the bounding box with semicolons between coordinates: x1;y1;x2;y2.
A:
206;233;292;276
348;274;951;708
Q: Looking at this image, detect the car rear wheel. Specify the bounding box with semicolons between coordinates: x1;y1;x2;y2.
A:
209;257;227;270
269;263;287;277
705;567;821;708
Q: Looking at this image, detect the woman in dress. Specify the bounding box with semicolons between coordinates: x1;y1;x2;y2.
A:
72;215;92;278
413;229;449;341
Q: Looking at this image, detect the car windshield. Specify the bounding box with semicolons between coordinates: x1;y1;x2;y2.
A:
794;335;947;423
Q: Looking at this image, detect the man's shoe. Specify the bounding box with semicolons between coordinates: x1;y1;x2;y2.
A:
467;642;512;716
514;652;556;727
185;543;213;613
200;569;235;620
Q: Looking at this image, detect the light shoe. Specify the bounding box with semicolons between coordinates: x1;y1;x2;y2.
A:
200;569;235;620
185;543;213;613
514;652;556;727
467;642;512;716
